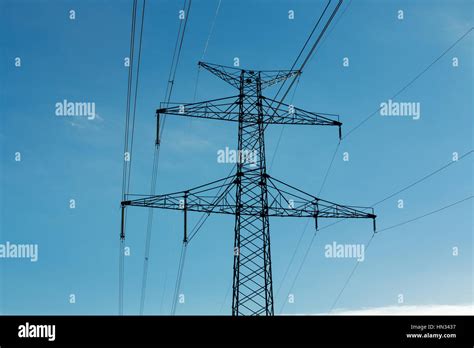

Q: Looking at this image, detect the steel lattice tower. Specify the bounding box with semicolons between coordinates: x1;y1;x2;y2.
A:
121;62;376;316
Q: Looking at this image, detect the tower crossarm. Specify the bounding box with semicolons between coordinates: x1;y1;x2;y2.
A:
198;61;300;90
259;70;301;89
157;95;241;123
122;175;237;215
121;174;376;228
265;176;376;224
198;61;243;89
261;96;342;129
156;95;342;131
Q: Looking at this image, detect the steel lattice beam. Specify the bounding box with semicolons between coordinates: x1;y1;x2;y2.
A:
157;95;342;128
122;174;375;221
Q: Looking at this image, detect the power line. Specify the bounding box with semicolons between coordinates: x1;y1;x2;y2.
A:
187;176;234;243
164;0;233;315
268;76;300;171
272;27;474;300
139;148;159;314
163;0;187;102
259;4;349;306
159;271;168;314
296;0;343;76
317;141;340;196
218;283;231;314
265;0;343;125
271;0;332;103
171;243;188;315
160;0;193;137
328;195;473;312
270;0;352;185
372;150;473;207
315;25;473;202
261;0;344;178
161;0;236;315
186;0;227;245
376;195;473;234
280;229;318;314
126;0;147;198
186;0;228;241
120;0;140;316
318;149;473;232
274;219;310;305
308;0;352;60
128;0;147;314
201;0;221;61
278;149;472;313
342;27;473;140
121;0;138;201
328;233;374;313
139;0;193;315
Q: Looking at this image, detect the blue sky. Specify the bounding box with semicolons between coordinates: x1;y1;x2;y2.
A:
0;0;472;315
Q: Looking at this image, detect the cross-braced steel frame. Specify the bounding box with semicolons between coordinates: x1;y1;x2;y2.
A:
121;61;376;316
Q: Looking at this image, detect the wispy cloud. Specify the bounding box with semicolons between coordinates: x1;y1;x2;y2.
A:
281;304;473;316
329;304;473;316
165;129;213;152
67;113;104;130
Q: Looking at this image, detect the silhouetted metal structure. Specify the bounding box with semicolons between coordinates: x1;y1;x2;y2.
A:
121;61;376;316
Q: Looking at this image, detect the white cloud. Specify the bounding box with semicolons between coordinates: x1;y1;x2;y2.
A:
281;304;473;316
166;130;213;152
329;304;473;316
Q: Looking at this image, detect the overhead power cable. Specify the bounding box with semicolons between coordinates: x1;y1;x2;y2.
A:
269;0;352;176
328;195;473;312
193;0;222;102
139;0;192;315
274;28;474;306
126;0;147;196
328;233;374;313
315;25;473;199
318;149;473;232
278;149;472;312
342;27;473;140
171;243;188;315
120;0;140;316
376;196;473;234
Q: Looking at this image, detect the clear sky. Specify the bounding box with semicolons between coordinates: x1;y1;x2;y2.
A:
0;0;472;315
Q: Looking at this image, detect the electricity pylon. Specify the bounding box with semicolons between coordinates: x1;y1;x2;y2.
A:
121;61;376;316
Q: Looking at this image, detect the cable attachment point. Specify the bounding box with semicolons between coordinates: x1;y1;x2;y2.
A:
183;191;188;243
